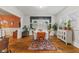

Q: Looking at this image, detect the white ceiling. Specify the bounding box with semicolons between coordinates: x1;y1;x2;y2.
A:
16;6;66;16
0;8;14;16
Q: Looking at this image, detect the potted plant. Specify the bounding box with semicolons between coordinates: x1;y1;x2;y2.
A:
64;22;67;30
67;20;71;30
23;25;28;31
52;23;58;36
59;26;62;29
64;20;72;30
22;25;29;37
48;24;51;30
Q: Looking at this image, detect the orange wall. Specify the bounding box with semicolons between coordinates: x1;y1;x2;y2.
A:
0;15;20;28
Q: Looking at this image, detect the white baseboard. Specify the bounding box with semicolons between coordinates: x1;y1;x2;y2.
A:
73;42;79;48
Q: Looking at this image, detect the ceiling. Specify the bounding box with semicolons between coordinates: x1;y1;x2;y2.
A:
16;6;66;16
0;8;14;16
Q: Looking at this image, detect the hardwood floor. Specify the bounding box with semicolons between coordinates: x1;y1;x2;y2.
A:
7;36;79;53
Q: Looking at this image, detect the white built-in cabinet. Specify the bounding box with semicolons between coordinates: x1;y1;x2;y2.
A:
57;29;72;45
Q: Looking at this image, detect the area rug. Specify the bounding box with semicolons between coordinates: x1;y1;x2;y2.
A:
28;40;57;50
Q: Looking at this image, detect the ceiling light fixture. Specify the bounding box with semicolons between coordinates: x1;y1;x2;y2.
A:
39;6;43;8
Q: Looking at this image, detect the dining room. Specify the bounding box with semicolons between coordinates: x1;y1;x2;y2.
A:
0;6;79;53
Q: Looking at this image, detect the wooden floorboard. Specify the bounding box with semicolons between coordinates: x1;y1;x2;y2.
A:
7;36;79;53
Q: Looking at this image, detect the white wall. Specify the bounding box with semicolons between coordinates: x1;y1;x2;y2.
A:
0;6;25;39
56;6;79;48
51;16;56;26
22;16;56;28
21;15;56;35
22;16;30;28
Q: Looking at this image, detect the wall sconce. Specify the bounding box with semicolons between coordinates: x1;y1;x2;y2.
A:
11;22;14;25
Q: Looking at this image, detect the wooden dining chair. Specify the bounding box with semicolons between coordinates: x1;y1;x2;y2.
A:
1;37;9;52
37;32;46;42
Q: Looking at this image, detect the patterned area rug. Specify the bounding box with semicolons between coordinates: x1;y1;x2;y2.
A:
28;40;57;50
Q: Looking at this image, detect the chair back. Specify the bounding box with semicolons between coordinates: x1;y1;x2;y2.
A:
2;37;9;49
37;32;46;41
